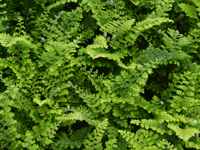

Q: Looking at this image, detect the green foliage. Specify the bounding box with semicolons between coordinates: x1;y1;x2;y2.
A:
118;129;178;150
178;3;198;20
83;119;108;150
1;0;200;149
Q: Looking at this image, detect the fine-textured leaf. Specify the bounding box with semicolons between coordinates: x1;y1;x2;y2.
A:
168;123;199;141
178;3;198;19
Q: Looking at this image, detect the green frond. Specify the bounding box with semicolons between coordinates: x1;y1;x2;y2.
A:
101;19;134;39
84;119;108;150
168;123;199;141
52;126;93;149
178;3;198;20
131;119;169;135
33;97;54;107
125;17;173;43
118;129;162;150
1;0;200;149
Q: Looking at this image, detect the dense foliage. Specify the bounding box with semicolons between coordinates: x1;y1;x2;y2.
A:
1;0;200;149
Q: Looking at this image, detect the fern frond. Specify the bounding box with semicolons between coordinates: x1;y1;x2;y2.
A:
52;126;92;149
83;119;108;150
168;123;199;141
178;3;198;20
125;17;173;43
118;129;162;149
101;19;134;39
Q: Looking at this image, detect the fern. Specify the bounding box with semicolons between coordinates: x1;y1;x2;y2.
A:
168;123;199;142
118;129;177;150
0;0;7;32
83;119;108;150
178;3;198;20
125;17;173;44
0;90;21;149
22;130;39;150
52;126;93;149
1;0;200;149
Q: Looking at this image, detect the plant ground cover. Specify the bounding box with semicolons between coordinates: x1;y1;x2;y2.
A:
1;0;200;149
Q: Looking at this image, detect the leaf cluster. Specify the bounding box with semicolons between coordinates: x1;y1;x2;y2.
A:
1;0;200;149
